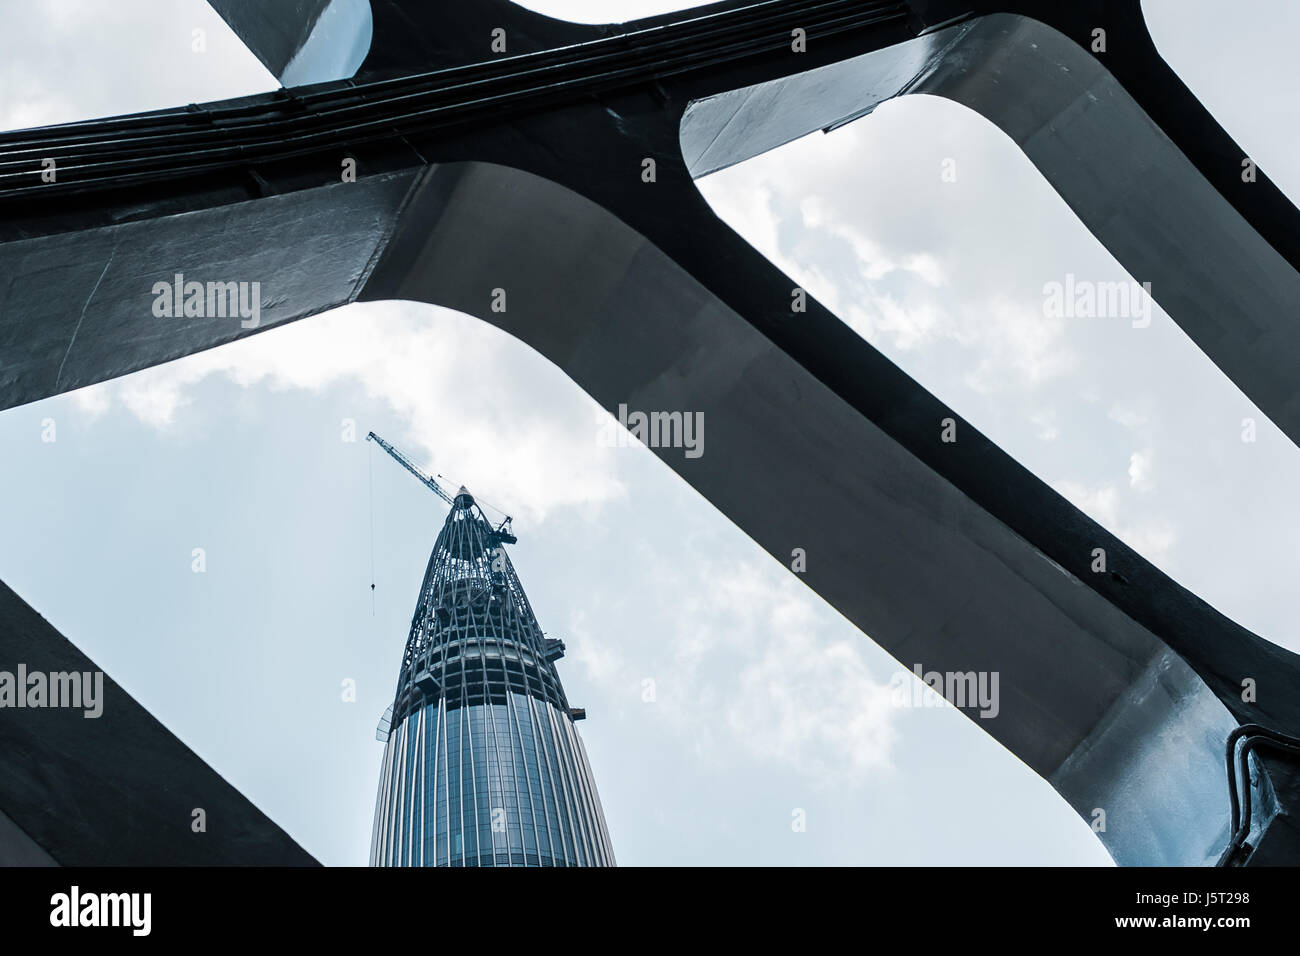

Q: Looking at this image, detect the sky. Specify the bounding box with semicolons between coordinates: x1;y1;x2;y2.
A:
0;0;1296;867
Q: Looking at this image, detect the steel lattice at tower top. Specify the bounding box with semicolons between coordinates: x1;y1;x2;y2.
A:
370;483;615;867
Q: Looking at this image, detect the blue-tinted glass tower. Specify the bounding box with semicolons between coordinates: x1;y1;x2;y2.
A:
370;484;615;867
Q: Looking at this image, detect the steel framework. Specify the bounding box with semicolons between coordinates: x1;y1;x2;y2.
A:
368;438;613;866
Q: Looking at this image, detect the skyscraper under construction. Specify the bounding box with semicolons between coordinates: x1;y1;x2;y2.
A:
367;434;615;867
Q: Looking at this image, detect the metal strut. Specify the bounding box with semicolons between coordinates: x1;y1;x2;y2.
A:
1217;723;1300;866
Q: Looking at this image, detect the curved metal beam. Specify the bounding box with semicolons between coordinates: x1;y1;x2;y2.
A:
2;0;1299;865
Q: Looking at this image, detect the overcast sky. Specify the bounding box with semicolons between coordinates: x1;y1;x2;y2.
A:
0;0;1295;866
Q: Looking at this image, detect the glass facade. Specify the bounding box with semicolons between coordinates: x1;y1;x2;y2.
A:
370;488;614;866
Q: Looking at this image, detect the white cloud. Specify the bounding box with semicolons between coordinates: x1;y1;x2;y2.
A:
960;297;1074;394
698;117;1078;382
800;195;947;288
1053;479;1176;564
63;302;627;524
1030;408;1059;441
569;553;898;789
0;0;274;133
1128;450;1153;491
838;293;941;352
1054;480;1121;530
1108;402;1149;431
67;383;110;420
514;0;697;23
63;296;899;790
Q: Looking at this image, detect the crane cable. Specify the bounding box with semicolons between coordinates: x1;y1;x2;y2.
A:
369;438;376;615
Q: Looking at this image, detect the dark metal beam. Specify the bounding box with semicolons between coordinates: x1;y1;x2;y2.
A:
1;0;1298;865
0;579;318;865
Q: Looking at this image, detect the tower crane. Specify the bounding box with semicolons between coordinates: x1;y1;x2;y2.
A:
366;431;516;544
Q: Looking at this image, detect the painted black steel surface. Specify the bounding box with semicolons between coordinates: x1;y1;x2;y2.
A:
2;0;1299;865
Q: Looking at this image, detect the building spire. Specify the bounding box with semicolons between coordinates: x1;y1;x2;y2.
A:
370;459;615;867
